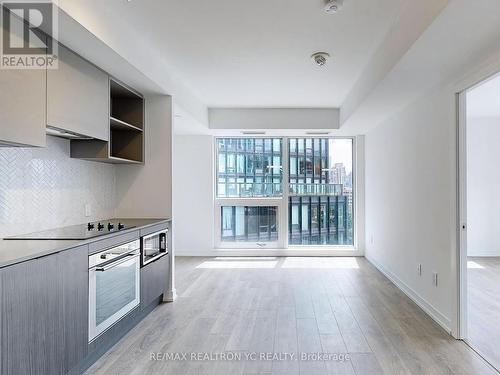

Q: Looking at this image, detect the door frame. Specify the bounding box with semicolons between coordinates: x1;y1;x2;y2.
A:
456;90;468;340
456;69;500;341
453;50;500;340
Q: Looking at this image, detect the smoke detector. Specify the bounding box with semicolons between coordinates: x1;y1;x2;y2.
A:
324;0;344;14
311;52;330;67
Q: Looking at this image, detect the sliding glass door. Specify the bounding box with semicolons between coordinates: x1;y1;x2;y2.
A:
214;137;355;250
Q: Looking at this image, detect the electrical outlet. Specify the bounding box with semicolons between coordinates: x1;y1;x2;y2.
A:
370;235;374;245
432;272;438;286
417;264;422;276
84;203;91;217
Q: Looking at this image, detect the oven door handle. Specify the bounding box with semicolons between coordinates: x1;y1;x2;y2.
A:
95;253;140;272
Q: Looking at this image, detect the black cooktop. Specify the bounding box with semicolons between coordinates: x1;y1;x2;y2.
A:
5;221;135;240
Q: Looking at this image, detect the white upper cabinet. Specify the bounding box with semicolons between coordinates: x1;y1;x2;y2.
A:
47;45;109;141
0;11;46;147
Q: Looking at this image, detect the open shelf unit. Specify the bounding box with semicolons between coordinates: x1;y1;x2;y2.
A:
71;78;144;164
109;79;144;162
110;80;144;129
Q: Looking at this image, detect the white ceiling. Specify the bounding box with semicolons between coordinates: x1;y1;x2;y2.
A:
59;0;500;135
468;74;500;119
60;0;406;108
341;0;500;133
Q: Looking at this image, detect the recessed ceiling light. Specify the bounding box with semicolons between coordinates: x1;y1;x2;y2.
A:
324;0;344;14
311;52;330;67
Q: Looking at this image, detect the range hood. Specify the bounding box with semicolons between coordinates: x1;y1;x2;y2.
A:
0;139;30;147
46;126;93;140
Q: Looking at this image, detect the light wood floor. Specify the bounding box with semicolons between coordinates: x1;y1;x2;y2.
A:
85;257;497;375
468;257;500;371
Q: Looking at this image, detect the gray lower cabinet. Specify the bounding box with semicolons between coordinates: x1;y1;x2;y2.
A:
0;246;88;375
47;45;109;141
0;255;61;375
61;246;89;373
141;255;169;308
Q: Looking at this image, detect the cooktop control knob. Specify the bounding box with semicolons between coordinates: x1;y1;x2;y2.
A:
108;223;114;231
118;222;125;230
97;223;104;231
87;223;95;231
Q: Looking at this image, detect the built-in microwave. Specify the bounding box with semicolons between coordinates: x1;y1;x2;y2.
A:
141;229;168;267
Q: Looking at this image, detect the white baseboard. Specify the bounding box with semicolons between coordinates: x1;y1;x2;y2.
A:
175;249;364;257
365;255;452;334
163;289;177;302
467;250;500;257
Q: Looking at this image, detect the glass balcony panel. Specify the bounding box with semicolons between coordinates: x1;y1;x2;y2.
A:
221;206;279;243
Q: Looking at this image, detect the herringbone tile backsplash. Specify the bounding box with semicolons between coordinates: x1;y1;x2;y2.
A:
0;136;116;238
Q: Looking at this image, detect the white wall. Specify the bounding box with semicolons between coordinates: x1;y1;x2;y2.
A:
209;108;340;130
115;95;173;218
467;117;500;256
173;135;214;255
365;85;456;332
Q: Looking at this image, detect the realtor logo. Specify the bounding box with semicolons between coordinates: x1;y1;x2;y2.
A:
1;0;58;69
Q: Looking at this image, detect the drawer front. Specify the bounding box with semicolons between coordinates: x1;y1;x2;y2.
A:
141;255;169;308
88;230;140;254
140;222;169;237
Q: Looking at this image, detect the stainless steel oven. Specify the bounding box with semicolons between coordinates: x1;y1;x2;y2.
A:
88;240;140;342
141;229;168;266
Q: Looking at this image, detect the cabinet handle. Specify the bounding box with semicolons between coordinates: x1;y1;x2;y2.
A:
95;254;139;272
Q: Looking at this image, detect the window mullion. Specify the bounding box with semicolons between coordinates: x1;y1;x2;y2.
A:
282;137;289;249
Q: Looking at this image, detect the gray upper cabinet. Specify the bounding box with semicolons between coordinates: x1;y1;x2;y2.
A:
47;45;109;141
0;10;46;147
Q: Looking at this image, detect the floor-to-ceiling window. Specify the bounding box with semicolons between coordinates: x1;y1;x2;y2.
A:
214;137;355;249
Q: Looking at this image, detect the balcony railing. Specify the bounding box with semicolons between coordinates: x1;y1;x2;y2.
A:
218;183;346;198
218;183;282;198
289;183;343;196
